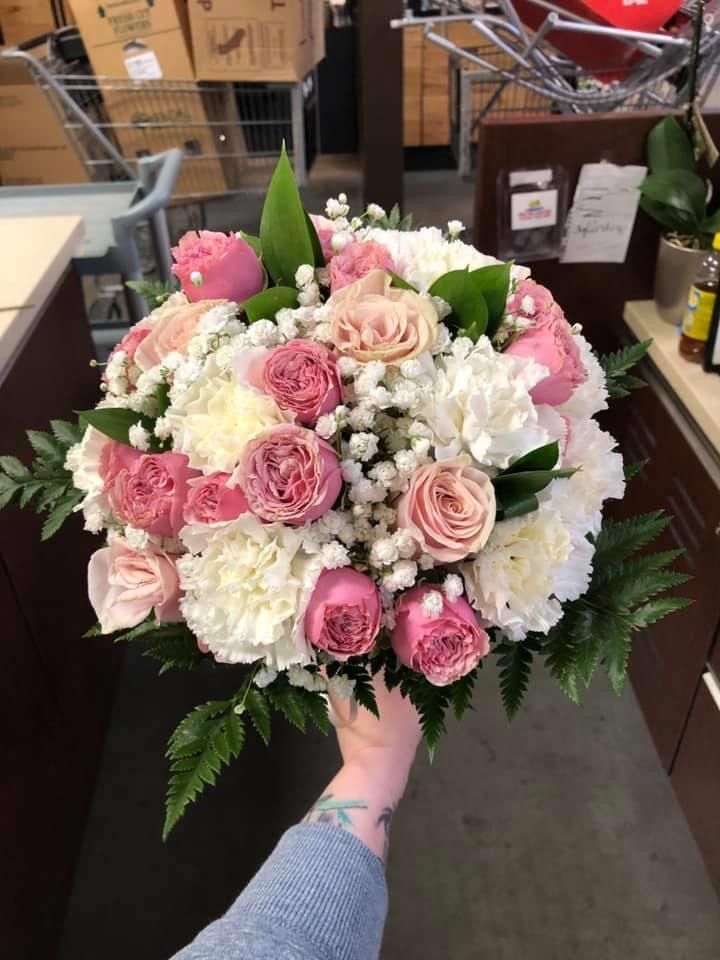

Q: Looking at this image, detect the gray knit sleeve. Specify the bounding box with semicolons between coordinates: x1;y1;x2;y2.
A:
171;822;388;960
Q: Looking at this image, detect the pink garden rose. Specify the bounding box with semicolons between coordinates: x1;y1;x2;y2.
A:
88;539;182;633
310;213;336;262
100;439;141;487
238;340;342;427
171;230;265;304
183;473;248;525
392;584;490;687
329;240;396;292
108;451;200;537
238;424;342;524
134;293;227;372
304;568;381;660
103;321;152;384
504;279;586;406
396;458;496;563
330;269;438;365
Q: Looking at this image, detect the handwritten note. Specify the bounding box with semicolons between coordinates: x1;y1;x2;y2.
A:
560;162;647;264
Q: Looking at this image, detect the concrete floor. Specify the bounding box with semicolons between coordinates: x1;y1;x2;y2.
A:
64;162;720;958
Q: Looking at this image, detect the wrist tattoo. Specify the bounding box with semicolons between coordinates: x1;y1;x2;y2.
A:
304;793;368;828
376;804;396;862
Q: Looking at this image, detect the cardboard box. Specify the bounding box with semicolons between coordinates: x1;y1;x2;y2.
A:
189;0;325;83
0;0;61;46
71;0;195;80
0;47;89;185
101;82;246;198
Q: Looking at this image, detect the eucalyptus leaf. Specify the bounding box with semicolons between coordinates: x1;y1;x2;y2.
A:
428;268;488;341
260;144;316;286
471;262;512;338
242;286;299;324
77;407;155;446
647;116;695;175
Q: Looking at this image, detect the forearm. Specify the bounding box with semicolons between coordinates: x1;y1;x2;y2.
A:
304;748;410;861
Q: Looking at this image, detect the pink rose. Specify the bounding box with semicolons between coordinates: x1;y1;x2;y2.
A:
504;280;586;406
100;439;141;487
392;585;490;687
310;214;336;262
108;452;200;537
171;230;265;304
134;293;228;372
243;340;342;427
103;322;152;384
330;269;438;365
238;424;342;525
329;240;396;292
304;568;381;660
183;473;248;525
88;539;182;633
397;458;496;563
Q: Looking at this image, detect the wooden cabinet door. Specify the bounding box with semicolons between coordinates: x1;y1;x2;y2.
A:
610;368;720;770
671;668;720;896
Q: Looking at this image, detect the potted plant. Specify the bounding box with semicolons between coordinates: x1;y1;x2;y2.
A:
640;115;720;324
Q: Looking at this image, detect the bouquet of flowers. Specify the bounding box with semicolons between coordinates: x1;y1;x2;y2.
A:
0;150;690;838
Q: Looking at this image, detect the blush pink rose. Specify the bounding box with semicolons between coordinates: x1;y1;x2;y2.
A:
171;230;265;304
329;240;396;292
88;539;182;634
392;584;490;687
103;322;152;384
108;452;200;537
330;269;438;365
396;458;496;563
304;568;381;660
504;280;586;406
310;213;336;262
134;293;228;372
183;473;248;525
100;439;141;487
238;424;342;525
249;340;342;426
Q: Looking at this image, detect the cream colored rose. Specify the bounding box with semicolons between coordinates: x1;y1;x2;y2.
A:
134;292;227;372
329;268;437;365
166;368;288;474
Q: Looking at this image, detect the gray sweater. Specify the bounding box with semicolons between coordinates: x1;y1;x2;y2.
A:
172;823;388;960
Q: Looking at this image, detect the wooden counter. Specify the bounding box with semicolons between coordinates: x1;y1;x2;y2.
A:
624;300;720;459
1;218;117;958
0;216;84;383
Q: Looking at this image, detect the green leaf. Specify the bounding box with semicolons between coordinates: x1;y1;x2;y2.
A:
267;683;307;732
497;642;533;719
19;480;43;508
449;669;477;720
50;419;83;447
493;468;575;501
35;481;68;513
647;116;696;174
544;612;582;704
304;211;325;268
624;460;648;482
41;488;83;540
260;144;316;286
505;441;560;474
76;407;154;446
126;278;177;309
239;231;262;257
164;698;246;839
388;204;401;229
83;623;103;638
245;688;272;745
397;668;451;758
388;272;417;291
640;170;707;231
592;511;671;567
341;662;380;718
0;484;18;510
143;625;210;674
471;262;512;338
632;596;693;629
428;268;489;341
241;286;299;324
701;208;720;235
0;455;30;481
27;430;65;464
113;618;161;643
295;688;330;734
500;493;539;520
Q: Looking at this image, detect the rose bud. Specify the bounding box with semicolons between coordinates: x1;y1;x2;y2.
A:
171;230;265;304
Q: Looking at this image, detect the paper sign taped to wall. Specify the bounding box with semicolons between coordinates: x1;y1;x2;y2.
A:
124;49;163;81
560;162;647;264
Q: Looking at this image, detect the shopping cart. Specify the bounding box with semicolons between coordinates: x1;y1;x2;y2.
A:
2;33;316;199
393;0;720;175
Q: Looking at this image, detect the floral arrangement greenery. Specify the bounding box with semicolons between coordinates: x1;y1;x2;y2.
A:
0;149;690;838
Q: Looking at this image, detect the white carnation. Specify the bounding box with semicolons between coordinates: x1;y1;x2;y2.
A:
178;515;323;668
414;336;549;469
65;426;108;498
558;334;609;420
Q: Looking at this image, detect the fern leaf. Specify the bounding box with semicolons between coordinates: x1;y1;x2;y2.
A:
0;455;30;481
596;613;632;695
612;569;691;611
599;340;651;399
632;596;694;628
41;488;83;540
245;689;272;745
352;670;380;719
297;688;331;734
50;419;83;447
497;642;533;719
592;512;671;567
26;430;66;464
163;698;245;839
267;684;307;732
624;459;648;482
449;669;477;720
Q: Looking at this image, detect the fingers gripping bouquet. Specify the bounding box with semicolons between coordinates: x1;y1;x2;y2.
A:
0;150;690;837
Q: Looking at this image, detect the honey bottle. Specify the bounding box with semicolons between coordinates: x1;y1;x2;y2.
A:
680;233;720;363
